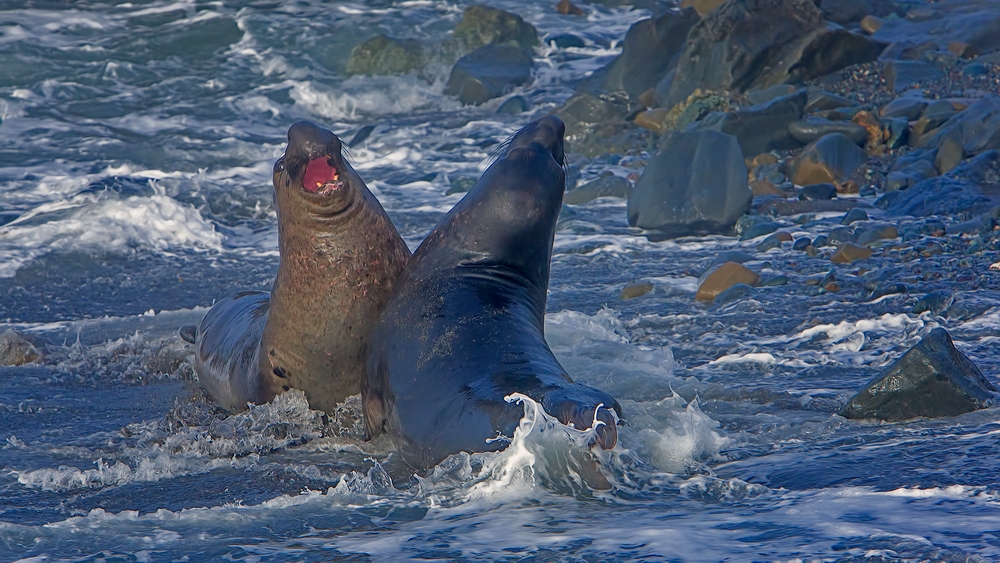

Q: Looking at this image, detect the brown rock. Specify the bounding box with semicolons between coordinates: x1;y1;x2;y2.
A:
752;153;779;167
750;179;787;197
790;133;868;186
634;109;670;133
851;110;883;150
860;15;883;34
947;41;979;59
856;225;899;246
831;243;873;264
775;231;793;242
824;282;840;292
621;282;654;300
681;0;727;16
837;179;860;194
0;329;40;366
638;88;657;109
696;262;760;302
935;137;965;174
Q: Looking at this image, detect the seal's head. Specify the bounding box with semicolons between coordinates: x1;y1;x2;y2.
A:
273;121;360;221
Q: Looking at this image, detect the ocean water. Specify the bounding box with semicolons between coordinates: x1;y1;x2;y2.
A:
2;1;1000;561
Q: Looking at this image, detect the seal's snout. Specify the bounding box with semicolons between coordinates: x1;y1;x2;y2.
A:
286;121;346;195
509;116;566;166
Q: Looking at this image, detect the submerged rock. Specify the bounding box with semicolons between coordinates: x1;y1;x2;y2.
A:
445;45;533;105
840;328;998;422
345;34;426;76
627;130;751;235
0;329;40;366
663;0;883;108
696;262;760;302
453;5;538;51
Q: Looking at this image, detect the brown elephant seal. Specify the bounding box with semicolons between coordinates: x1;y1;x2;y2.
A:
181;121;410;413
362;116;622;470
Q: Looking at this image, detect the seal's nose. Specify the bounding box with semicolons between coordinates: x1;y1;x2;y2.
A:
509;116;565;166
287;121;343;160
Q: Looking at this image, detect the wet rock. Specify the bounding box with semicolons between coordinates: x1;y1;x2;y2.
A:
827;226;853;246
547;34;586;49
696;262;760;302
681;0;727;16
0;330;40;366
880;95;928;121
816;0;901;25
913;289;955;315
756;233;784;252
831;242;873;263
454;5;538;51
576;8;699;102
445;44;533;105
926;96;1000;158
738;219;780;241
628;130;751;235
789;117;868;146
885;159;936;192
799;183;837;200
712;282;753;305
882;60;944;93
793;237;811;251
860;15;883;34
813;234;829;247
348;124;375;147
842;208;868;225
840;328;998;422
856;225;898;245
564;174;632;204
497;95;530;114
708;250;756;270
634;108;670;133
688;89;807;158
345;34;426;76
872;1;1000;63
805;91;855;112
663;0;883;108
556;0;585;16
754;198;866;216
620;282;654;300
788;133;868;186
877;151;1000;216
935;137;965;174
870;283;907;300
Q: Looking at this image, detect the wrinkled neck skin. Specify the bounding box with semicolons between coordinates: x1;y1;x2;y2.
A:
261;160;409;409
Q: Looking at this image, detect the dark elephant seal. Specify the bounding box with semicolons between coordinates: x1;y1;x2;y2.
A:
362;116;622;470
182;121;410;413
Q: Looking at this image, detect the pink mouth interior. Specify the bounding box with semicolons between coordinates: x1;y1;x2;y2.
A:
302;157;339;193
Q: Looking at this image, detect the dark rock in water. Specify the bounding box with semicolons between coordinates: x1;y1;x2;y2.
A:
788;133;868;186
913;289;955;315
792;237;811;250
878;151;1000;216
736;214;780;240
687;89;807;158
799;183;837;200
815;0;902;25
708;250;756;271
564;174;632;204
926;96;1000;158
712;282;753;305
872;0;1000;62
445;45;533;105
805;90;855;112
827;226;852;246
880;95;928;120
546;33;586;49
345;34;426;76
869;282;906;299
789;117;868;146
842;208;868;225
348;124;376;147
756;233;783;252
576;8;699;102
840;328;998;422
664;0;884;108
628;130;751;235
453;5;538;51
882;60;944;92
0;329;40;366
497;95;530;114
697;262;760;301
856;225;898;245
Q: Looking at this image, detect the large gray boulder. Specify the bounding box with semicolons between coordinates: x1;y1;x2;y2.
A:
445;44;533;105
686;89;807;157
574;8;699;102
663;0;884;108
840;328;997;422
627;130;751;236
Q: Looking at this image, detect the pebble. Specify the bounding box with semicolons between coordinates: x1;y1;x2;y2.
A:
696;262;760;302
831;243;873;263
812;234;829;248
827;227;853;246
792;237;811;251
860;15;883;34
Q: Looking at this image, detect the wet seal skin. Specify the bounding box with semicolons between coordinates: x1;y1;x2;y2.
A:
181;121;411;413
362;116;622;471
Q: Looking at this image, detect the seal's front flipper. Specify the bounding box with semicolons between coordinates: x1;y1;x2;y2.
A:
179;325;197;344
542;386;623;450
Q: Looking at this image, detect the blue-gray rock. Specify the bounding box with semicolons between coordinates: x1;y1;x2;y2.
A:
880;95;928;120
756;233;784;252
839;328;998;422
872;1;1000;62
712;283;753;306
870;282;906;300
663;0;884;108
827;226;852;246
628;130;751;235
842;208;868;224
445;45;533;105
882;60;944;93
885;116;909;149
708;250;756;271
885;159;937;191
747;84;798;106
792;237;811;250
688;89;807;158
926;96;1000;157
800;183;837;200
805;90;855;112
812;234;829;247
497;95;530;114
348;124;376;147
788;133;869;186
453;5;538;51
789;117;868;146
564;174;632;205
547;34;585;49
912;289;955;315
877;151;1000;216
738;220;781;240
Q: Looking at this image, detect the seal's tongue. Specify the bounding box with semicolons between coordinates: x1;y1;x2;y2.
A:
302;157;339;193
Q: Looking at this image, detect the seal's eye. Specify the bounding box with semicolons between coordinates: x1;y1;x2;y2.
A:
273;157;285;175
